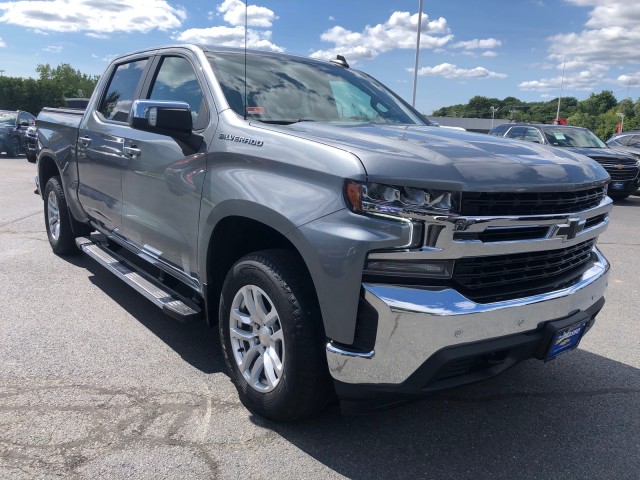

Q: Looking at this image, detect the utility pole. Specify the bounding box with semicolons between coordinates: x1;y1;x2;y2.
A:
490;106;499;129
555;58;566;123
0;70;5;77
412;0;424;108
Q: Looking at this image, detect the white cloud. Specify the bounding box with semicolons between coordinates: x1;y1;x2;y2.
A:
328;16;335;21
414;63;507;79
86;32;110;39
175;26;283;52
0;36;5;47
217;0;277;28
0;0;186;34
519;67;606;91
452;38;502;50
174;0;283;52
617;72;640;87
481;51;497;57
521;0;640;91
43;45;62;53
571;0;640;30
310;10;453;62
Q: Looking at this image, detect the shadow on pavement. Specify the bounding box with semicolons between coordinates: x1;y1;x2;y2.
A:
58;249;640;479
267;350;640;480
63;253;223;375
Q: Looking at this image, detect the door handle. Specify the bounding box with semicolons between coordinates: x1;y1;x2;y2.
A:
78;136;91;147
124;146;141;158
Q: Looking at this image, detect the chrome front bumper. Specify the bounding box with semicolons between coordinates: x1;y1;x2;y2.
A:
326;247;609;385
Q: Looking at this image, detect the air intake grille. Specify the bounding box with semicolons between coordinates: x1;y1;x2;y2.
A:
453;239;595;302
461;187;606;216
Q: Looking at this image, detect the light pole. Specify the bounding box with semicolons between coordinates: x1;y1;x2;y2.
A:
490;106;499;129
556;58;566;122
411;0;424;108
617;112;625;133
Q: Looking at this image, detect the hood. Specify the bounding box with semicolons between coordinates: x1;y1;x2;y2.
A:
568;146;639;162
256;123;609;192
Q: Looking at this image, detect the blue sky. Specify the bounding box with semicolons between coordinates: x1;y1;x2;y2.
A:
1;0;639;113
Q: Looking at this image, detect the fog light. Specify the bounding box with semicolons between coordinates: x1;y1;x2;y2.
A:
364;259;454;279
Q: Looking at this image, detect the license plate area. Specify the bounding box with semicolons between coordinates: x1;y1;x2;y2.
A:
545;321;587;360
611;181;625;190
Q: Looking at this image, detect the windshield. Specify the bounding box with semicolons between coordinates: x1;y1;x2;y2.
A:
207;53;427;125
0;112;17;126
542;127;607;148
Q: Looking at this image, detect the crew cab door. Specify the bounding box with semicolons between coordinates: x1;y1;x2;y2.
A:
77;56;151;233
120;51;214;285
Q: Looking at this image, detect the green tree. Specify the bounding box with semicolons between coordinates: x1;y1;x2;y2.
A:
577;90;618;116
36;63;99;99
0;63;99;115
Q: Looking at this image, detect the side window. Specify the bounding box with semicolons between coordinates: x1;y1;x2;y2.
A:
149;56;207;130
98;58;148;123
524;128;543;143
18;113;28;125
627;135;640;147
506;126;526;139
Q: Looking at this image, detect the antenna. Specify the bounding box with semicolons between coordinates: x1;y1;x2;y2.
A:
243;0;248;120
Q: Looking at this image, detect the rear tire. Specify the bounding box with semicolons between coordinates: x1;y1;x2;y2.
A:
219;250;333;421
44;176;79;255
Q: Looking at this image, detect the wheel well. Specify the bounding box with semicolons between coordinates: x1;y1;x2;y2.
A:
206;216;316;326
38;156;59;195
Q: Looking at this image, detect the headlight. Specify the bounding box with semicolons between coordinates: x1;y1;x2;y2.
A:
345;181;460;217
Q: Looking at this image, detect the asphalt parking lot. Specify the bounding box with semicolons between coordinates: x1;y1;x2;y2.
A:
1;156;639;479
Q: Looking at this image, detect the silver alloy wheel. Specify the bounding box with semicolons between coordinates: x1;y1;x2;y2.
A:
229;285;285;393
47;190;60;242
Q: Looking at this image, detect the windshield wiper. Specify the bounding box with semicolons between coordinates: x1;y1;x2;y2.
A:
254;119;317;125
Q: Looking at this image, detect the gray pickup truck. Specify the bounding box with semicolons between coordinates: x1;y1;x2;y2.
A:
36;44;612;421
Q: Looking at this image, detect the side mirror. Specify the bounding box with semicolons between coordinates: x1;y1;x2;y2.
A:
129;100;193;138
19;121;30;127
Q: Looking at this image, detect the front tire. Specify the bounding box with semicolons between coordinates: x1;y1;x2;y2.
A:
8;137;20;157
44;176;79;255
219;250;333;421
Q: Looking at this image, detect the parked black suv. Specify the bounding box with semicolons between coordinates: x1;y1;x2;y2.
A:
0;110;36;157
498;124;640;200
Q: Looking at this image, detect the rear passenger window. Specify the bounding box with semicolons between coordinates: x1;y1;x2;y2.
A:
148;56;207;130
98;59;148;122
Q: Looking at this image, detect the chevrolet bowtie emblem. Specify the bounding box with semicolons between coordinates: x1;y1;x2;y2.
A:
555;218;585;241
615;164;624;170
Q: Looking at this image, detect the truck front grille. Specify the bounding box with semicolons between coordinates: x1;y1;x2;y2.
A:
606;167;638;181
461;187;606;216
453;239;595;303
590;157;639;181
